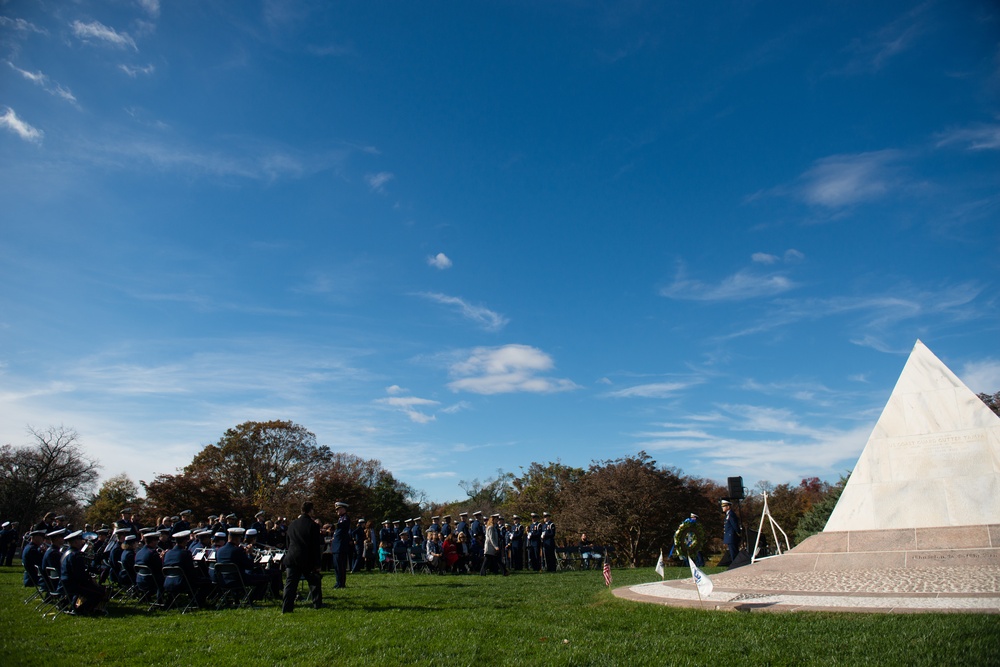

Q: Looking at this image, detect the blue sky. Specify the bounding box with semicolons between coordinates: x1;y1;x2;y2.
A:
2;1;998;504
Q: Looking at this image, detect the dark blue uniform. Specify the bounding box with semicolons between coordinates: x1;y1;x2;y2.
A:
22;542;43;587
215;541;268;601
331;512;351;588
120;548;137;585
541;519;557;572
135;544;165;601
60;547;107;613
41;545;64;591
526;520;542;571
508;522;525;570
723;507;741;561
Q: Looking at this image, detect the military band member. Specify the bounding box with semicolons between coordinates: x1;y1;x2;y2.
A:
135;532;165;603
215;527;267;602
331;502;352;589
22;529;46;587
119;535;138;585
250;511;267;537
61;530;108;614
42;529;67;590
164;530;211;604
33;511;55;533
172;510;192;535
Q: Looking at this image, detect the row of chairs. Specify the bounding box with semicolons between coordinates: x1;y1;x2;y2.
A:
379;548;470;574
24;562;273;617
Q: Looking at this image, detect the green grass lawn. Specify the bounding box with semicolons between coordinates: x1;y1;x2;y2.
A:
1;564;997;666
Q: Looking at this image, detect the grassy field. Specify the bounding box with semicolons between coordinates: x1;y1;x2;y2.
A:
1;564;997;666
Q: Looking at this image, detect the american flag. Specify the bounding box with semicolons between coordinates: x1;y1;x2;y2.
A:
603;561;612;587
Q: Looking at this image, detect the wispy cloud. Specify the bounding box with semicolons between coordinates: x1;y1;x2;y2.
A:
721;282;984;346
71;20;138;51
137;0;161;19
418;293;508;331
935;123;1000;151
366;171;393;193
960;358;1000;394
120;63;156;78
796;150;903;208
0;107;43;143
0;17;47;35
838;1;931;74
427;252;452;270
375;392;440;424
447;344;579;395
605;381;699;398
634;405;874;483
752;249;804;265
6;61;77;104
661;264;796;301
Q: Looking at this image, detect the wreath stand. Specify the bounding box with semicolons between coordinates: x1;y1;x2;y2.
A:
751;490;791;564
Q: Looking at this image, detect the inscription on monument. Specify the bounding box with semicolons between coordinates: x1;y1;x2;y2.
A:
886;430;988;480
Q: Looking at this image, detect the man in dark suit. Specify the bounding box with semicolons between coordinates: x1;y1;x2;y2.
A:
330;501;352;589
282;501;324;613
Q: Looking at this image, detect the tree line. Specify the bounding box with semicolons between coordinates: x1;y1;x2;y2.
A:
0;418;866;566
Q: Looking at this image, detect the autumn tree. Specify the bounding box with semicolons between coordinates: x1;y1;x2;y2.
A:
0;426;100;529
978;392;1000;418
504;461;584;519
310;452;419;523
794;473;850;544
85;473;143;528
144;420;332;520
558;452;705;567
459;469;514;515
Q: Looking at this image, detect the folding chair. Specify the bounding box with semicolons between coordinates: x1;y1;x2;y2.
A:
379;555;395;573
23;566;43;606
134;564;166;612
44;567;73;617
408;548;431;574
162;566;200;614
212;562;255;609
31;565;57;614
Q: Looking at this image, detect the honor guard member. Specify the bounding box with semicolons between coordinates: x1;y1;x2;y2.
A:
508;515;525;570
282;501;324;613
379;520;394;547
215;527;268;602
22;529;46;587
469;511;485;571
429;515;441;535
410;517;423;544
402;518;414;540
61;530;108;615
331;501;352;589
541;512;557;572
455;512;469;540
441;515;453;538
119;535;138;586
135;531;165;603
391;519;403;542
164;530;211;604
42;528;67;590
351;519;367;573
526;513;542;571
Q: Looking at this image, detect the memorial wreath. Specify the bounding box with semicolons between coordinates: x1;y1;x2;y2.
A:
672;519;704;558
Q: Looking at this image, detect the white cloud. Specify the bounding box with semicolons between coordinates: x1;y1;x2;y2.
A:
418;292;508;331
0;17;47;34
661;266;795;301
366;171;393;193
0;107;43;143
385;384;405;395
447;344;579;395
137;0;161;18
120;63;156;78
960;359;1000;394
71;20;138;51
935;124;1000;151
375;389;439;423
838;2;930;74
751;252;779;264
797;150;902;208
606;382;696;398
427;252;452;270
6;61;77;103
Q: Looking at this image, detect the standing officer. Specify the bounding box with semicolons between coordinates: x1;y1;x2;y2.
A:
440;515;453;538
455;512;469;540
282;501;324;612
508;515;525;570
541;512;557;572
330;501;352;589
722;500;741;563
350;519;367;573
250;511;267;537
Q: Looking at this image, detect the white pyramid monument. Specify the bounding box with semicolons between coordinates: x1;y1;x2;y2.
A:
825;339;1000;531
744;340;1000;571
